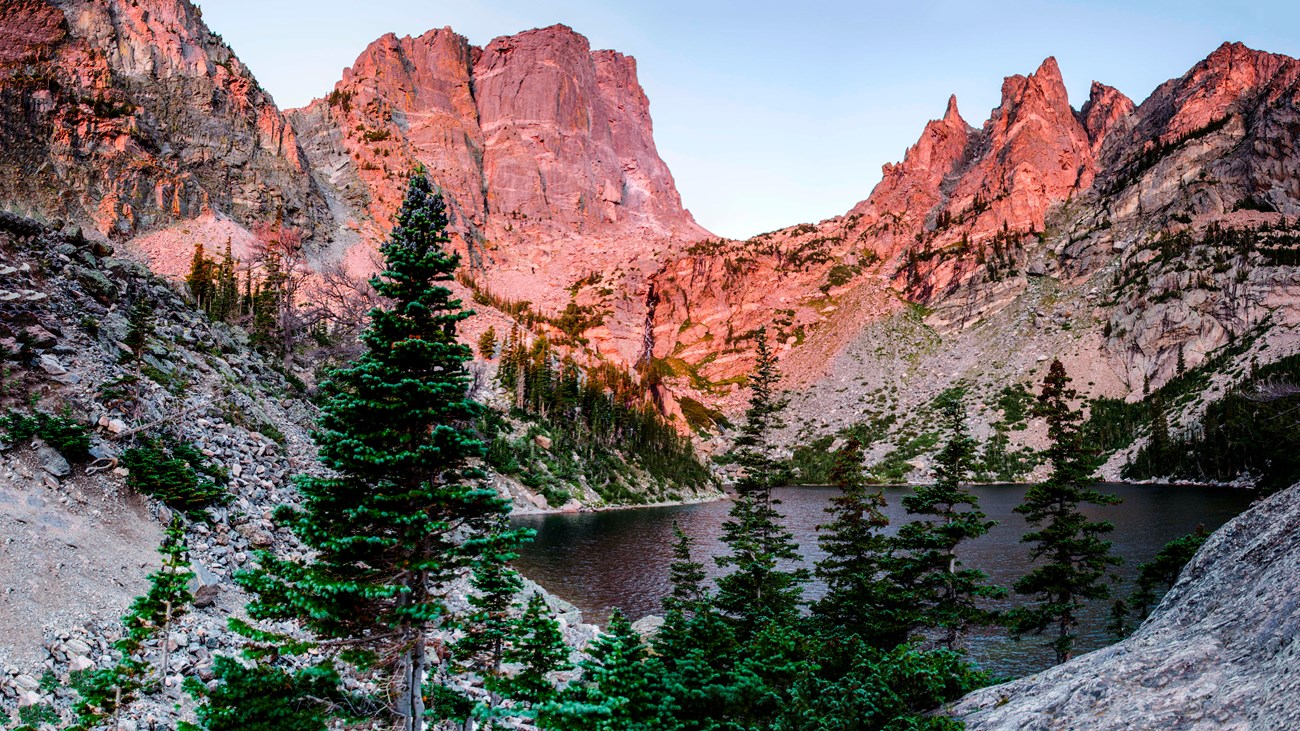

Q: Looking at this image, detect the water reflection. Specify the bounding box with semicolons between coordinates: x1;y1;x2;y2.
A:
512;484;1253;676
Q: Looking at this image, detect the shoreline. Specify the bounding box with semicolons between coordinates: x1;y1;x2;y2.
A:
509;478;1258;516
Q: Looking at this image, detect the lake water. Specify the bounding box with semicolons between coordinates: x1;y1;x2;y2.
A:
512;484;1255;677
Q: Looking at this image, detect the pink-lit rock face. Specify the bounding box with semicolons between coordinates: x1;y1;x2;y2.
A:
289;24;708;329
0;0;326;239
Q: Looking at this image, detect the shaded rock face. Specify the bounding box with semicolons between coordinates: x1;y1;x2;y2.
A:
953;480;1300;730
0;0;328;239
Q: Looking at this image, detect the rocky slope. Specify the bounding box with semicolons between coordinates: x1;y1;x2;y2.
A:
646;44;1300;480
951;478;1300;730
0;212;597;725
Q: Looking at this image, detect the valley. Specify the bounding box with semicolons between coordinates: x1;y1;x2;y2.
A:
1;1;1299;729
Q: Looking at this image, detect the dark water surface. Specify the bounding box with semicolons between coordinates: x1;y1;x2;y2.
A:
512;484;1254;677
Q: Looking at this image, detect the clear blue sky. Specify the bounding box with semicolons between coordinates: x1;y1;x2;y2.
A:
198;1;1300;239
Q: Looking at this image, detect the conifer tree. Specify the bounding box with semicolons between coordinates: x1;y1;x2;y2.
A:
812;438;909;649
70;520;194;730
187;242;215;309
715;328;807;635
545;609;670;731
454;516;531;684
893;387;1002;650
236;172;506;731
663;523;708;617
500;593;573;706
1011;359;1122;664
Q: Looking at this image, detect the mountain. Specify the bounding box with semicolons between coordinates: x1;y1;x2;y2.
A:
1;0;1298;484
0;0;328;240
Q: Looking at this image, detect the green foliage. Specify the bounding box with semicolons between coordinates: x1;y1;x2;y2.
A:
1010;360;1121;665
788;434;837;484
478;325;498;359
1109;527;1209;637
18;703;58;727
716;329;809;635
121;436;231;517
186;241;241;322
893;388;1004;650
182;656;345;731
500;593;574;706
677;395;730;434
69;521;193;730
1123;353;1300;491
235;172;506;730
975;384;1039;482
780;641;989;731
0;409;91;460
544;610;669;731
813;439;912;649
454;517;531;682
493;335;712;502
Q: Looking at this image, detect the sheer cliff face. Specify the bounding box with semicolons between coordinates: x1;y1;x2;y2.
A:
0;0;327;238
289;24;708;323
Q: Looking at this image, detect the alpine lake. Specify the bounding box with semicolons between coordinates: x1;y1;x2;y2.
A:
512;483;1255;678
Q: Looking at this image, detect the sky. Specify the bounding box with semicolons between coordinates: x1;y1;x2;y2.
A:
199;1;1300;239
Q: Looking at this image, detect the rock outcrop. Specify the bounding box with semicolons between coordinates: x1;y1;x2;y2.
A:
953;480;1300;730
0;0;328;238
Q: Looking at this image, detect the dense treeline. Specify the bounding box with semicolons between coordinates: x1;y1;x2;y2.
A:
1123;353;1300;491
486;331;712;504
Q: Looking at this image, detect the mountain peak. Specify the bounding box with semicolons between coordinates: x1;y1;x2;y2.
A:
1032;56;1064;85
943;94;964;125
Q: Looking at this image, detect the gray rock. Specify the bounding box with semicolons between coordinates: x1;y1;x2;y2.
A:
37;354;67;375
34;439;70;478
953;481;1300;730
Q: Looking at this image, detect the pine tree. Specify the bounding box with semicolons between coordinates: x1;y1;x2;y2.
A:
479;325;498;360
715;328;807;635
187;242;215;310
663;523;708;617
70;520;194;730
812;438;909;650
1011;359;1122;664
181;658;344;731
545;609;670;731
454;516;530;685
500;593;573;706
892;387;1003;650
236;172;506;731
1109;526;1208;637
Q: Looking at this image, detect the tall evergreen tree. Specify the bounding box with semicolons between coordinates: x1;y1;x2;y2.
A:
812;438;909;650
236;172;506;731
1011;359;1122;664
715;328;807;635
893;387;1003;650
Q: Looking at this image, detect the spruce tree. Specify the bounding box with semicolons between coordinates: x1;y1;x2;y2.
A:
236;172;506;731
454;516;531;685
812;438;909;650
545;609;670;731
187;242;215;310
1011;359;1122;664
893;387;1002;650
501;593;573;706
715;328;807;635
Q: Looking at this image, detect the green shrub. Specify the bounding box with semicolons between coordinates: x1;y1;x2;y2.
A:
1;409;92;460
121;436;231;516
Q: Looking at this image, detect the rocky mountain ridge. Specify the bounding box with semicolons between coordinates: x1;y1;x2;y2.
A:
2;0;1299;483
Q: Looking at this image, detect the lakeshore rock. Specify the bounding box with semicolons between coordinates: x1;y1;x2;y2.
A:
952;480;1300;730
